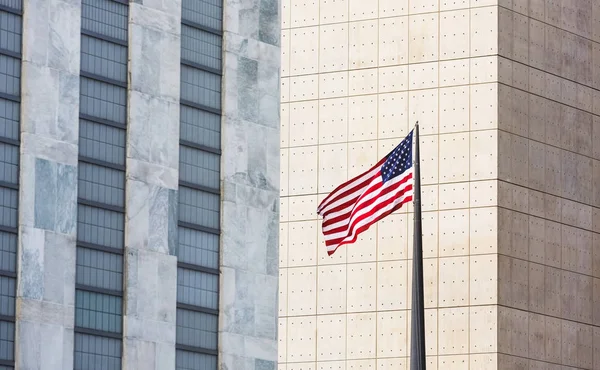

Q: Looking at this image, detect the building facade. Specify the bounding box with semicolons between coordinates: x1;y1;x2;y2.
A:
0;0;280;369
280;0;600;369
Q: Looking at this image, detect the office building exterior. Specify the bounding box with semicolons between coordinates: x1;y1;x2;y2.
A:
0;0;280;369
280;0;600;369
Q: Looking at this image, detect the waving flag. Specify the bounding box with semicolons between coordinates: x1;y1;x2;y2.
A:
317;129;415;256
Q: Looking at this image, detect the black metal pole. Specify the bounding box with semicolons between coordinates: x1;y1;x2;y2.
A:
410;122;426;370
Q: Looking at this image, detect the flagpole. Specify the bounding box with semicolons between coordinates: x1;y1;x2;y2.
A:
410;122;426;370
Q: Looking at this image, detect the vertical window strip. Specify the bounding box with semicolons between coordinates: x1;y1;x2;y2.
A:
177;0;223;367
75;2;128;369
0;3;18;367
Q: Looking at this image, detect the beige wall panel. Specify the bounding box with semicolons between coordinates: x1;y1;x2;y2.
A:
470;254;498;305
528;216;545;265
291;0;319;27
577;84;594;113
439;256;469;306
318;265;346;314
470;305;497;353
377;358;407;370
282;77;290;102
290;75;319;101
346;313;377;359
497;7;512;59
346;360;376;370
409;89;438;135
470;130;497;180
290;27;319;75
578;323;594;369
470;207;497;255
528;189;545;219
528;19;544;70
289;101;319;147
288;267;317;315
318;230;348;265
377;311;408;358
287;316;317;361
347;262;376;312
439;59;470;87
377;213;409;261
287;363;315;370
347;226;377;263
377;260;408;311
378;65;409;93
281;222;289;268
287;195;318;222
288;220;318;266
406;211;439;259
439;209;469;257
320;0;348;24
378;92;409;139
439;182;469;211
348;95;377;140
289;146;318;195
318;143;347;193
349;20;378;69
281;197;289;222
318;362;345;370
348;0;377;21
379;17;408;67
561;319;578;366
320;71;348;99
409;62;439;90
469;353;497;370
410;0;438;14
544;220;561;268
438;307;469;355
319;24;349;73
280;269;288;315
408;13;439;63
347;141;378;178
282;30;291;76
439;132;470;183
438;355;469;370
420;135;439;185
471;6;498;56
279;318;287;362
527;312;545;360
422;185;439;213
282;0;291;28
281;149;290;195
440;10;470;60
282;104;290;147
424;258;439;307
511;12;529;64
441;0;469;11
469;180;497;208
439;86;469;134
317;314;346;361
528;140;545;191
544;315;561;363
349;69;377;96
528;95;545;142
319;97;348;145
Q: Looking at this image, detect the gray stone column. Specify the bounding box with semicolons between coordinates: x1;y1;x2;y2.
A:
220;0;281;369
122;1;181;369
15;0;81;368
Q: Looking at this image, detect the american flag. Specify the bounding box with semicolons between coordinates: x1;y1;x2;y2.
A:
317;130;415;255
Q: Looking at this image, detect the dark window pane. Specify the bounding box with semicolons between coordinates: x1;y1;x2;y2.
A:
0;11;21;54
0;187;16;228
179;146;219;190
0;99;19;141
182;0;222;30
181;25;222;70
77;204;124;250
80;77;127;125
0;54;19;96
0;142;17;185
75;290;122;334
0;320;14;361
180;105;220;150
76;248;122;292
0;276;14;317
176;350;217;370
0;231;15;273
79;119;125;166
176;309;217;350
82;0;128;42
177;268;218;310
74;333;121;370
78;163;125;208
180;66;221;110
81;35;127;83
177;227;218;269
0;0;20;11
178;187;219;230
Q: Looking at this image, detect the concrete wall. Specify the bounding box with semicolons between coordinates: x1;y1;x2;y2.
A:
219;0;281;368
122;1;181;369
495;1;600;368
279;0;500;368
15;0;81;368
